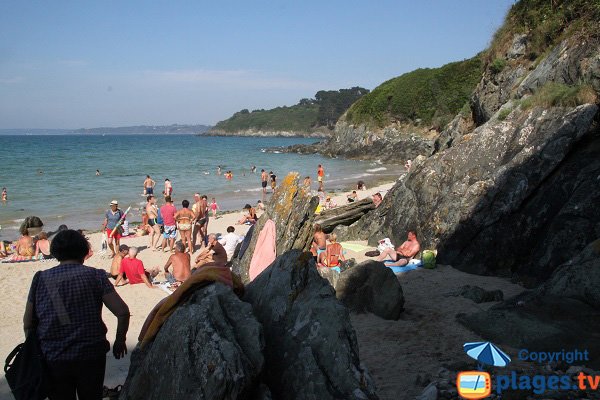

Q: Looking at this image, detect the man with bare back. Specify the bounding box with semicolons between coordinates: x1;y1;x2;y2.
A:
377;230;420;267
192;193;206;249
163;242;191;282
310;224;327;259
143;175;155;195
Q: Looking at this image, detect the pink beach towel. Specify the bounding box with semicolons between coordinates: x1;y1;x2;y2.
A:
248;219;276;281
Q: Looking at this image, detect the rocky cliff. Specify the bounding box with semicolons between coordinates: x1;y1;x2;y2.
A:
336;9;600;284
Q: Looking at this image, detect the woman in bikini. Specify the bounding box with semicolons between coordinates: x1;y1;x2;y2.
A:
175;200;195;254
16;226;35;258
34;231;52;259
318;233;345;268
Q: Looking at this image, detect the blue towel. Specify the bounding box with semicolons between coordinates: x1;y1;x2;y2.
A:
383;260;421;274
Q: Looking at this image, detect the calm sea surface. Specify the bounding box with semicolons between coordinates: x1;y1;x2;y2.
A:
0;134;402;240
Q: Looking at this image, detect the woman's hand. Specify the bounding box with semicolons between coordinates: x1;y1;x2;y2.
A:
113;339;127;359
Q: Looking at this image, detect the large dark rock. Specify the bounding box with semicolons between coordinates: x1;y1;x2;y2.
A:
450;285;504;303
232;172;319;283
120;283;264;400
244;250;378;400
457;241;600;368
346;104;599;282
539;239;600;308
336;260;404;320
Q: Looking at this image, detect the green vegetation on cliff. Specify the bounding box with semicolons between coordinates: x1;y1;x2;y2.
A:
487;0;600;63
345;57;482;129
211;87;368;133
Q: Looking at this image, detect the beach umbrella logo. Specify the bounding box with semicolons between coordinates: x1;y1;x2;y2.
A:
463;341;511;368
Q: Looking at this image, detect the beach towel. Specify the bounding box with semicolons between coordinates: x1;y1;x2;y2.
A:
1;255;35;263
248;219;276;281
339;242;370;253
237;224;255;260
139;264;242;347
384;259;423;274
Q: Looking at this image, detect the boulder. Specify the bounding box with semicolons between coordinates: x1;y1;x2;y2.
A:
120;283;264;400
232;172;319;283
244;250;378;400
335;260;404;320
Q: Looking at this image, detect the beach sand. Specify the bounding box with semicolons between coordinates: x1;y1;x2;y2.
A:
0;180;525;399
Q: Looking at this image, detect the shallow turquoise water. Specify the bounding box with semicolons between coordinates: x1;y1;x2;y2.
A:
0;134;401;240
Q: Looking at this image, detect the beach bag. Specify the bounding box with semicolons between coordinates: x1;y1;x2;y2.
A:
422;250;437;269
101;232;108;251
5;271;49;400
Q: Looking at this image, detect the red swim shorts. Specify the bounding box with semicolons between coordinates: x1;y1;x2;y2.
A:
106;228;122;240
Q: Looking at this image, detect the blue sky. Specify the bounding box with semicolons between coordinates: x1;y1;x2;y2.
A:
0;1;514;128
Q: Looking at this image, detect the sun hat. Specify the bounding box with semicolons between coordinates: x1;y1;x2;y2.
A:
110;200;118;205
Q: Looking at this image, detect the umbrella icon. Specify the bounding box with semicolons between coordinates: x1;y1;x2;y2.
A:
463;342;511;369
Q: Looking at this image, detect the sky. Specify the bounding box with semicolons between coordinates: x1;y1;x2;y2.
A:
0;0;514;129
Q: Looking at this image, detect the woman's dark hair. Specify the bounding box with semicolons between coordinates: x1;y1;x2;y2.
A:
227;226;235;233
182;200;190;208
50;229;90;262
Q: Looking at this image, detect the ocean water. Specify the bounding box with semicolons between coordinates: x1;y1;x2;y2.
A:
0;134;402;240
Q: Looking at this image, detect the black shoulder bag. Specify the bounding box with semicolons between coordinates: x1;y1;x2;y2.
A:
4;272;49;400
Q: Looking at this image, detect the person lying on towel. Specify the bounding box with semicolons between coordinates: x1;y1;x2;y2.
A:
376;230;420;267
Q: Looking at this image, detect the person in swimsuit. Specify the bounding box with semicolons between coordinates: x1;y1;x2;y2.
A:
251;165;256;174
16;225;35;257
163;178;173;198
310;224;327;259
237;204;257;224
191;193;204;250
109;244;129;279
269;171;276;192
377;230;421;267
317;164;325;191
143;175;155;195
145;195;161;250
34;231;52;259
261;169;268;194
163;242;191;283
210;198;220;219
174;200;195;254
318;233;345;268
2;187;7;202
347;190;358;203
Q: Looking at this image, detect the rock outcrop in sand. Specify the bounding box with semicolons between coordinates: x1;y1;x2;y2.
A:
244;250;378;400
337;33;600;284
334;260;404;320
120;283;265;400
121;251;378;399
232;172;318;283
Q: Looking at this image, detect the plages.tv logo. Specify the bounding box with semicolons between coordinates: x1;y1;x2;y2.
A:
456;342;511;399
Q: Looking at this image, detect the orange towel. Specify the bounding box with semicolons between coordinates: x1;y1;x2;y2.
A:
248;219;276;281
139;263;243;347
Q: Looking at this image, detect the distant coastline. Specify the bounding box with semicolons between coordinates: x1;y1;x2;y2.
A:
203;129;329;138
0;124;211;135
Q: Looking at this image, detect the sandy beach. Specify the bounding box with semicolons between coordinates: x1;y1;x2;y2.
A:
0;179;524;399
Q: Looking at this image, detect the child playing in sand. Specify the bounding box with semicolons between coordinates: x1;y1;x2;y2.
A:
210;198;220;219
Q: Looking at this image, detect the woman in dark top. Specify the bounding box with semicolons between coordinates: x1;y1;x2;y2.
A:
23;230;130;400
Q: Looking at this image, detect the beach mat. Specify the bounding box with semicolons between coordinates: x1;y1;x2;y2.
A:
384;259;422;274
339;242;371;253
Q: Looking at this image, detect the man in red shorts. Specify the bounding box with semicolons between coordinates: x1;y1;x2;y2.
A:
102;200;124;257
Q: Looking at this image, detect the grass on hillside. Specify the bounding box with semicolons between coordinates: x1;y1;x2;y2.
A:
486;0;600;64
519;82;597;109
212;105;319;132
345;56;482;129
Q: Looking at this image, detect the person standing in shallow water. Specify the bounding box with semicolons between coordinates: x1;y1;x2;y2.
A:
2;187;7;201
261;169;268;194
23;229;130;400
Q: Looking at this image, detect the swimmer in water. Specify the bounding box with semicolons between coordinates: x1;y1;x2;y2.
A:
1;188;7;201
96;169;101;176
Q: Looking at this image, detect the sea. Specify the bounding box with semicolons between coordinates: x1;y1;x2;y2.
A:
0;133;402;240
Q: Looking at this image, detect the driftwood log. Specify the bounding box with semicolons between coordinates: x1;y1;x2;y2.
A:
315;198;375;233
